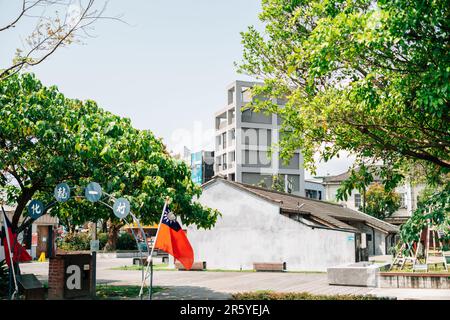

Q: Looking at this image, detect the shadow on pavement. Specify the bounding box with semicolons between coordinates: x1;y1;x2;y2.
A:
151;286;232;300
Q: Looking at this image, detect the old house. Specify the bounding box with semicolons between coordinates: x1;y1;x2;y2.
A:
188;177;398;271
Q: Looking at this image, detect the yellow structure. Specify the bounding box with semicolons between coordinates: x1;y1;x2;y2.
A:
38;252;46;262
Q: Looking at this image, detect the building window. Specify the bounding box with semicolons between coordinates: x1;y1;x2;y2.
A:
222;154;227;169
228;87;235;105
222;132;227;149
366;234;372;242
241;109;272;124
354;194;361;209
287;175;300;192
400;193;407;208
279;153;300;169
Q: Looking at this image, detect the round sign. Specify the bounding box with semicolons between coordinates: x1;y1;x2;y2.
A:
113;198;130;219
54;183;71;202
85;182;102;202
28;200;44;219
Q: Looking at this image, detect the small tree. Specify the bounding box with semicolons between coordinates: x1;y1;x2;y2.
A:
257;175;286;193
364;183;400;220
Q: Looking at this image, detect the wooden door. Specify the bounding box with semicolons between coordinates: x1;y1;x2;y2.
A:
37;226;49;258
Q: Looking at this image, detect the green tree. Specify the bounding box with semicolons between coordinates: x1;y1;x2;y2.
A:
0;73;220;250
335;165;376;213
364;183;400;220
257;174;286;192
237;0;449;242
400;182;450;250
237;0;449;186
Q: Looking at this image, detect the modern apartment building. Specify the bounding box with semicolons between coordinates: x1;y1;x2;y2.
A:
191;150;215;185
172;148;215;185
214;80;305;196
304;179;325;200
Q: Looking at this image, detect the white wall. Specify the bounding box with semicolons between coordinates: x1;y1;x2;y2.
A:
188;181;356;271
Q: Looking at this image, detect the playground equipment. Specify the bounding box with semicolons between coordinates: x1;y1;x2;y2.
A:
391;224;448;272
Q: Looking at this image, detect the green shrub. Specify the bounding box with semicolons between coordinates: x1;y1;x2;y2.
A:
58;232;91;251
116;232;136;251
98;232;108;250
232;291;394;300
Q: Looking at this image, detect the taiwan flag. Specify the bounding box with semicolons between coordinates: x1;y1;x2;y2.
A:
154;205;194;270
1;211;32;267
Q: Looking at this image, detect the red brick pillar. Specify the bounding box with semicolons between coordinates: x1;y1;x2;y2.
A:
48;256;65;300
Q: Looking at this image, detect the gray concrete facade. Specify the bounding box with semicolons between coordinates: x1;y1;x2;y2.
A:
188;179;356;271
214;80;305;196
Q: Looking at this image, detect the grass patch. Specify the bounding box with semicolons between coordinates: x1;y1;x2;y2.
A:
96;285;163;300
232;291;394;300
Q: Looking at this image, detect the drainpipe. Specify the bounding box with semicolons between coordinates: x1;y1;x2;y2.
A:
385;234;389;255
372;227;376;256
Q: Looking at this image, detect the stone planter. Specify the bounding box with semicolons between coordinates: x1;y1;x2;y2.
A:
327;262;383;287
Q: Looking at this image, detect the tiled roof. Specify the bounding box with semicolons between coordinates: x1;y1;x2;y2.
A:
204;177;399;234
322;165;383;183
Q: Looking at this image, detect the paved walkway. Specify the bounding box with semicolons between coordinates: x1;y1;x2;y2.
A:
19;258;450;300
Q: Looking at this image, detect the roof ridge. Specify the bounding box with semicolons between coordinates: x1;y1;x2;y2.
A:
234;180;344;207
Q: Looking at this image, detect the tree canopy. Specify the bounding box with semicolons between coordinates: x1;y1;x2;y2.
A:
238;0;449;186
0;73;219;235
238;0;449;245
364;183;400;220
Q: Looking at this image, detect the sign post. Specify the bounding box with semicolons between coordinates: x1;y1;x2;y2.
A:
85;182;102;298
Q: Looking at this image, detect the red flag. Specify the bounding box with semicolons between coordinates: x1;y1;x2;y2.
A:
154;206;194;270
2;212;32;266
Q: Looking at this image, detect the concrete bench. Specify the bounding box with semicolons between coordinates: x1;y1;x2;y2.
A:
175;261;206;271
253;262;286;272
132;257;149;266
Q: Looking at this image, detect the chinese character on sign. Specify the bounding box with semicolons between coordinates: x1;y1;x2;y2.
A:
113;198;130;219
117;202;126;215
54;183;71;202
28;200;44;219
31;203;42;215
58;187;68;200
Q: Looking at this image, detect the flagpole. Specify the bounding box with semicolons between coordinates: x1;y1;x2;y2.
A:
138;197;169;300
2;207;18;300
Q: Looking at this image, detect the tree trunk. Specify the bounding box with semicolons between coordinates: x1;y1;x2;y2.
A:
105;220;122;252
12;187;35;232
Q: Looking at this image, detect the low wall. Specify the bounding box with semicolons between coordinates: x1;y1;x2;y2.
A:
115;251;144;258
379;272;450;289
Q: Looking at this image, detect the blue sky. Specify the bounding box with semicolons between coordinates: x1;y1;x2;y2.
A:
0;0;354;178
